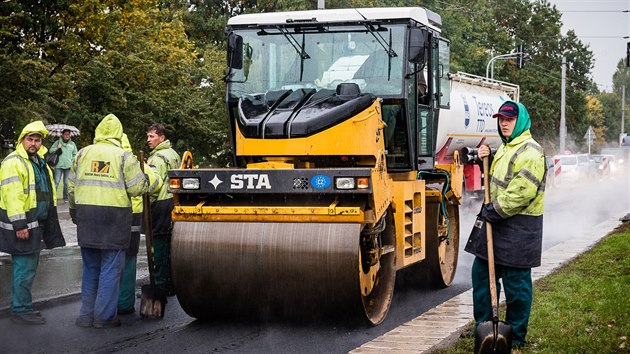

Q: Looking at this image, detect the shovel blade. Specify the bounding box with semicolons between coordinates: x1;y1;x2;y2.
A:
474;320;512;354
140;284;167;319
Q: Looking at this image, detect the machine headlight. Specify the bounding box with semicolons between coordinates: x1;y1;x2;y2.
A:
335;177;355;190
182;178;200;190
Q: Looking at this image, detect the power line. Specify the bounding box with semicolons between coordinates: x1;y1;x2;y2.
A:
526;61;611;92
578;36;629;38
558;10;629;13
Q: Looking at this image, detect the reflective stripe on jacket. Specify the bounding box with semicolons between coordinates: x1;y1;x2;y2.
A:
472;129;546;268
68;114;149;249
0;139;64;254
70;143;148;249
490;130;545;218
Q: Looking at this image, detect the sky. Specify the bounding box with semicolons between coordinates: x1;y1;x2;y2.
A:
546;0;629;92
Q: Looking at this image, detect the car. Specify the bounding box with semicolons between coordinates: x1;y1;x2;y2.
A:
602;154;619;173
576;153;597;177
590;154;611;177
553;154;592;181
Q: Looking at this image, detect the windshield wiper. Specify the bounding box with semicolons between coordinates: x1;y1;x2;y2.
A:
276;26;310;60
276;26;310;82
354;9;397;58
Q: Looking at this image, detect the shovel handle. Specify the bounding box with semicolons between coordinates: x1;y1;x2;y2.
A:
139;151;156;287
483;155;499;311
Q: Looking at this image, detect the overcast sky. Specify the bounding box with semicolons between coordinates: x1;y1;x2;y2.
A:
546;0;629;92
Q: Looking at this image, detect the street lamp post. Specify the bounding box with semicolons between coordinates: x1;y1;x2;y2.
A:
486;53;521;79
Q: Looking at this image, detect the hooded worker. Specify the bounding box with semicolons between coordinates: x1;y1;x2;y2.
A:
68;114;150;328
0;120;65;325
465;100;546;349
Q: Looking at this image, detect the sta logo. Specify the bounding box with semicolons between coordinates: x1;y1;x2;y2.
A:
230;174;271;189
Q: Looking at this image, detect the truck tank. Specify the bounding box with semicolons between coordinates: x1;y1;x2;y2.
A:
436;72;519;194
436;72;519;164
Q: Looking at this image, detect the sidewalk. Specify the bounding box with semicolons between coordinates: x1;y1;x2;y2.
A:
0;201;150;314
349;215;626;353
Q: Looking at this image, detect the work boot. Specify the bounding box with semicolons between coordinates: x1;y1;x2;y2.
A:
93;317;121;329
75;316;93;328
117;308;134;315
11;312;46;325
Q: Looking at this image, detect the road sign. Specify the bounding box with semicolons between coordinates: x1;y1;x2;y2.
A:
583;126;595;141
584;126;594;154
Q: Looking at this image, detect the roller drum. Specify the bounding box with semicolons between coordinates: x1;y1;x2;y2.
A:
172;221;373;321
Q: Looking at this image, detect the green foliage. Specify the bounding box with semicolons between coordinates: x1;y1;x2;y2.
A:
0;0;610;164
424;0;596;152
597;92;622;144
1;0;230;164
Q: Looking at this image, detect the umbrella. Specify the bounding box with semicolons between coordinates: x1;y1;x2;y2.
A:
46;124;80;138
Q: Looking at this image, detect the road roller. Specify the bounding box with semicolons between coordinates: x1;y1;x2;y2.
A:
168;7;466;325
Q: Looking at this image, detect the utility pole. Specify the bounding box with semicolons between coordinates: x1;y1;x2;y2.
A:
621;84;626;147
560;56;566;154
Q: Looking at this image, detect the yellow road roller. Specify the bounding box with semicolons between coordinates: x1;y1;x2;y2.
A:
168;7;465;325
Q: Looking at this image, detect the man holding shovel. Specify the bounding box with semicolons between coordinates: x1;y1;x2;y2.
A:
465;101;546;350
146;123;180;296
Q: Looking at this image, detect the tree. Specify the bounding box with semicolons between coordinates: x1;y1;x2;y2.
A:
0;0;70;142
0;0;602;164
598;92;622;144
583;96;606;152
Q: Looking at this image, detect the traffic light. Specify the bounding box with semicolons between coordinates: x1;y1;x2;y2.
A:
517;43;525;69
626;42;630;67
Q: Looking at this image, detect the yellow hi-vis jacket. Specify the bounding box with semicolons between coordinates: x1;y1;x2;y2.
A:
147;139;180;236
121;134;162;228
489;130;545;218
147;139;180;204
68;114;149;249
121;133;162;256
466;129;546;268
0;121;65;254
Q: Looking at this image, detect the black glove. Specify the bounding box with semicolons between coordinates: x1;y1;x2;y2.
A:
480;203;503;224
69;208;77;225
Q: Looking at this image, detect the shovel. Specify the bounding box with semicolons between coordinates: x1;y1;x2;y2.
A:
139;151;167;319
474;155;512;353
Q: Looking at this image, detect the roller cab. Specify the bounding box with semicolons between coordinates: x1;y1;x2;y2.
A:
168;7;461;325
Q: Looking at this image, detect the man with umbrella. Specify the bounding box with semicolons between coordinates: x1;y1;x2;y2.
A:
48;126;78;203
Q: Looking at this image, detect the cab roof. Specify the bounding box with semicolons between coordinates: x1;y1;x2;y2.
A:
227;7;442;31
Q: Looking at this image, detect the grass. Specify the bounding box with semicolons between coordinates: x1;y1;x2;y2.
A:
435;223;630;354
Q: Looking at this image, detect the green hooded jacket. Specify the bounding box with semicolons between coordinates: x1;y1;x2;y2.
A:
465;101;546;268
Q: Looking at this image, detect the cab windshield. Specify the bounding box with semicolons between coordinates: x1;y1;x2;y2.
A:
227;25;406;99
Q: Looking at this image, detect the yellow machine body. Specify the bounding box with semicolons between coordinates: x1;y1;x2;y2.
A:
168;6;464;325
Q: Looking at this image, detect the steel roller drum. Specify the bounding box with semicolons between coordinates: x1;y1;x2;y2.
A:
171;221;378;321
